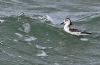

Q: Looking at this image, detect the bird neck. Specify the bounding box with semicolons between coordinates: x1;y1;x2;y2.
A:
64;24;70;31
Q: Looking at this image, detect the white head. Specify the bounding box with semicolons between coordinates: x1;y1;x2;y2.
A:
61;17;72;26
63;17;72;27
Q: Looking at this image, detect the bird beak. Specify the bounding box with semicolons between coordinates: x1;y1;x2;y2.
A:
60;22;64;25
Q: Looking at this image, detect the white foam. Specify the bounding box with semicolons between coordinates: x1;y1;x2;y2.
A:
24;36;37;42
36;44;53;50
64;56;68;59
36;45;47;49
13;39;18;42
46;15;53;22
18;56;22;58
54;63;60;65
22;23;30;33
15;33;23;37
80;38;89;41
0;41;3;44
36;50;48;57
0;19;4;23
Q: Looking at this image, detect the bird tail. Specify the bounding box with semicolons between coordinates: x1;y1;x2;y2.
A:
81;31;92;34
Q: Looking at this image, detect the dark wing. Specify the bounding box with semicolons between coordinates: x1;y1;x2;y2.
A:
69;28;80;32
70;21;72;25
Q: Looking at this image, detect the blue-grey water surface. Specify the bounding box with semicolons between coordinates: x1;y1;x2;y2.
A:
0;0;100;65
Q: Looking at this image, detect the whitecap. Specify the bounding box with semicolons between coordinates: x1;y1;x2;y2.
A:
36;45;47;49
13;39;18;42
0;19;4;23
46;15;53;22
54;63;60;65
14;33;23;37
22;23;30;33
18;56;22;58
24;36;37;42
36;44;53;50
0;41;3;44
80;38;89;41
36;50;48;57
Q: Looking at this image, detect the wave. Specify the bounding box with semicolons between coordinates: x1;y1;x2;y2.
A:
0;14;100;65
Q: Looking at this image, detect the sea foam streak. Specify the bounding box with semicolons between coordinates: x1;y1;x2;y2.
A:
36;50;48;57
22;23;30;33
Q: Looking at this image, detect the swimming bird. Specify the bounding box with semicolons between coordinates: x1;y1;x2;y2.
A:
61;17;92;36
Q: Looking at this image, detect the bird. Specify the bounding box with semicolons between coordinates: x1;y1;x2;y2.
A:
61;17;92;36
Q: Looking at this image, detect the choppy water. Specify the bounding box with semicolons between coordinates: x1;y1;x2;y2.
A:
0;0;100;65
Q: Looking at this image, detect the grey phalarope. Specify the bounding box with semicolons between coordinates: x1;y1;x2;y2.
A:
61;17;92;36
